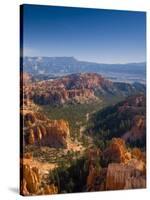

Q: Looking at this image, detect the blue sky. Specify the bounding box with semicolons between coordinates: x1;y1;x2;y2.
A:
22;4;146;64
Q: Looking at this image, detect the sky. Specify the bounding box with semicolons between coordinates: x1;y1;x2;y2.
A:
22;4;146;64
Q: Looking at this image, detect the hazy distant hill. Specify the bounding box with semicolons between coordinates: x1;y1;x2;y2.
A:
22;56;146;83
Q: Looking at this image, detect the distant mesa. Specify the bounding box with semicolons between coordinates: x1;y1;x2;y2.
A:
23;56;146;84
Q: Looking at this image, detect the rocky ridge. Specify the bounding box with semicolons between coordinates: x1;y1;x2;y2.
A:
23;73;145;106
90;94;146;146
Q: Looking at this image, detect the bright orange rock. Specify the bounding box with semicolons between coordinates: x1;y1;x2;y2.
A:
23;110;70;148
22;164;40;194
102;138;130;164
106;161;146;190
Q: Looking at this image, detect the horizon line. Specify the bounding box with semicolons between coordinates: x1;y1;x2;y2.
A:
23;55;146;65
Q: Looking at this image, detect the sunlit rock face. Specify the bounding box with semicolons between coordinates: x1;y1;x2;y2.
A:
103;138;146;190
20;164;58;196
23;73;103;106
22;110;70;148
21;164;41;195
102;138;131;164
106;160;146;190
86;139;146;191
86;148;104;191
23;73;145;106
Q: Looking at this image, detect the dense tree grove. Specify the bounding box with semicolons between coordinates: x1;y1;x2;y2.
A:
49;156;89;193
88;95;146;148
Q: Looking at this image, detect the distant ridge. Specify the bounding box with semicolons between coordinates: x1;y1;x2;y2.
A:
24;56;145;65
23;56;146;83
